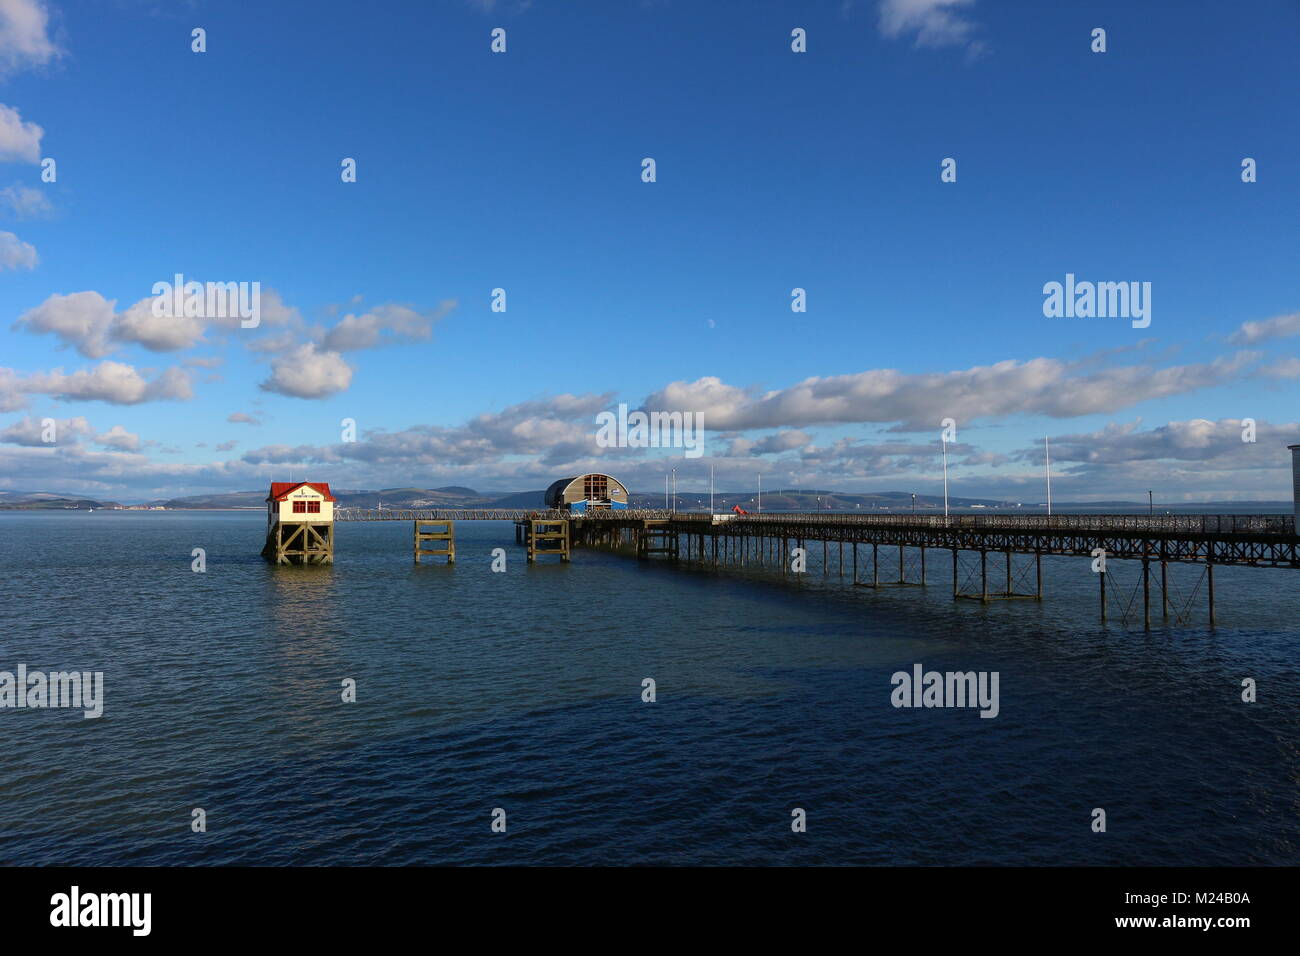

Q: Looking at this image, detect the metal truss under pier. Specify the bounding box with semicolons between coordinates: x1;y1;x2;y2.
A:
568;511;1300;628
570;511;1299;569
330;508;1298;626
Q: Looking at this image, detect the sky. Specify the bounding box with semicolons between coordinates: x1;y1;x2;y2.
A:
1;0;1298;503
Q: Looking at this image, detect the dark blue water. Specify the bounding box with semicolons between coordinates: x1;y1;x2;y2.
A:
1;512;1296;865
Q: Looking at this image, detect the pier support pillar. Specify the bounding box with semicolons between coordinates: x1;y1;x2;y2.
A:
1099;566;1107;622
414;519;455;564
1142;556;1151;629
636;522;677;561
1161;561;1168;620
1207;562;1215;627
262;520;334;565
526;519;570;563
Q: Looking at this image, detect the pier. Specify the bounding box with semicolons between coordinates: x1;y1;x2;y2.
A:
567;511;1299;627
274;460;1300;627
328;506;1300;627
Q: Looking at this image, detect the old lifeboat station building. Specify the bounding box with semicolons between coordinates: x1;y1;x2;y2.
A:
262;481;336;564
543;473;630;513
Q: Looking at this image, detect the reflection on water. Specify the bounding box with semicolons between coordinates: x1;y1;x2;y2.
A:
0;511;1297;866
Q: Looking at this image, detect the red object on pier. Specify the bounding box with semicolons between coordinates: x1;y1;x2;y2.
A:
267;482;337;502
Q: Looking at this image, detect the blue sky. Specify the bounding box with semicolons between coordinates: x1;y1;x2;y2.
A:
1;0;1298;502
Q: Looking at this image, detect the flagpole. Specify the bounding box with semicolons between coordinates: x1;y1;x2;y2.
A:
942;438;949;517
1045;436;1052;516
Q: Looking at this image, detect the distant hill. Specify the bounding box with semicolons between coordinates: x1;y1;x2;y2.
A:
0;490;120;510
152;491;265;509
150;486;550;510
481;490;548;508
0;486;1291;514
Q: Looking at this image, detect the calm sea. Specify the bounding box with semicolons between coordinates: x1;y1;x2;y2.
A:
1;511;1296;865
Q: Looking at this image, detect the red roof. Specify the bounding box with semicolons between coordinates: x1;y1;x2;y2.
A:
267;482;336;502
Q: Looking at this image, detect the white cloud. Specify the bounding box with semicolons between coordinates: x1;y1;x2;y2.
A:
0;0;60;76
643;352;1258;433
94;424;142;451
143;366;194;401
1261;357;1300;379
987;419;1300;502
16;286;307;357
466;0;533;12
241;392;613;469
245;330;298;353
0;103;43;162
22;360;193;405
878;0;984;54
0;414;91;446
13;287;448;402
726;429;813;457
258;344;353;399
14;291;116;357
1028;418;1299;465
112;294;206;351
320;300;455;352
0;228;36;269
0;367;24;411
0;182;50;217
1227;311;1300;345
115;285;301;348
204;286;301;334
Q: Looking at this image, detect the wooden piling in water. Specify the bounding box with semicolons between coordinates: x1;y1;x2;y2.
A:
262;521;334;565
261;482;337;565
414;519;455;564
522;518;570;562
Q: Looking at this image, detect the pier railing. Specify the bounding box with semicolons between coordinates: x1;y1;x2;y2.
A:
336;508;570;521
575;511;1296;535
338;509;1300;538
335;507;1295;536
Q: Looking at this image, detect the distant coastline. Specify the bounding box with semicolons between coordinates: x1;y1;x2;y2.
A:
1;489;1292;517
